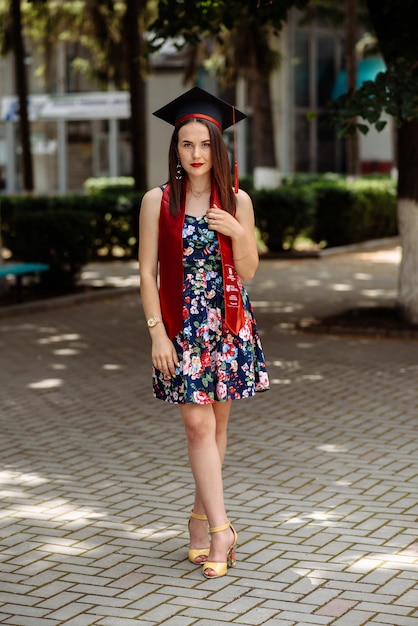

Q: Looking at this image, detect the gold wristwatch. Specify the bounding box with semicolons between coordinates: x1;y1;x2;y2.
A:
147;316;161;328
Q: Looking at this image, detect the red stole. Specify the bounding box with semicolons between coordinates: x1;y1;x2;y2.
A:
158;181;245;339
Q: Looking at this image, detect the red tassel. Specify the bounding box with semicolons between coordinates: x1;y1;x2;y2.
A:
232;105;239;193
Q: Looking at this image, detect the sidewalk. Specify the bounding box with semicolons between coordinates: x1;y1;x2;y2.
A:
0;240;417;626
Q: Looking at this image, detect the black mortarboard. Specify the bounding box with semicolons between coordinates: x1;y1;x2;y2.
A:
153;86;246;192
152;86;246;132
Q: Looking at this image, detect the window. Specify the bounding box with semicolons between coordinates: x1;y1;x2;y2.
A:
292;17;341;173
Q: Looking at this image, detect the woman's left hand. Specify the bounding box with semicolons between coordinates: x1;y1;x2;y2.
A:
207;204;243;238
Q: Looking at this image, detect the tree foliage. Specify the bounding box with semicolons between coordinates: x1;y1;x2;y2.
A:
149;0;309;171
329;60;418;137
302;0;369;28
150;0;309;48
0;0;153;189
148;0;309;87
327;0;418;136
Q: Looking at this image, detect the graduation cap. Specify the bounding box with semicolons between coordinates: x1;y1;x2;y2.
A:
153;86;246;131
153;86;246;191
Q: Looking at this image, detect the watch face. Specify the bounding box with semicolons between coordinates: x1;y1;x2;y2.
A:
147;317;158;327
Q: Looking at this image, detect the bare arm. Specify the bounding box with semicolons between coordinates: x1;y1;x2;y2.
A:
138;187;179;376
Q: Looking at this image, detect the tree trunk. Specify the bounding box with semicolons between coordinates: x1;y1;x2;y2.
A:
364;0;418;324
124;0;147;191
396;119;418;324
10;0;34;191
344;0;360;176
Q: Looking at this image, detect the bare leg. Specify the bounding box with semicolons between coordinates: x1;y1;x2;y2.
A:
181;401;235;573
214;399;231;462
191;400;231;512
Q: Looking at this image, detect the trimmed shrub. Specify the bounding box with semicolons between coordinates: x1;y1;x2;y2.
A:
253;186;315;251
86;192;142;258
0;192;143;288
84;176;135;195
10;208;95;290
309;178;397;247
256;174;397;250
311;183;357;247
0;175;398;292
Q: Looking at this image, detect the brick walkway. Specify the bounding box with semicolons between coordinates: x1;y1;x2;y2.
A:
0;240;417;625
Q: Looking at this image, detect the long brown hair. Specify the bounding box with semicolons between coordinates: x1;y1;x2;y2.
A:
167;119;236;217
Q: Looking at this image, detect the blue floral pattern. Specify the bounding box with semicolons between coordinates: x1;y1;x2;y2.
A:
153;214;269;404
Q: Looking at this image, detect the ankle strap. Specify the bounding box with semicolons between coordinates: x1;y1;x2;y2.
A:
209;521;230;533
190;510;208;521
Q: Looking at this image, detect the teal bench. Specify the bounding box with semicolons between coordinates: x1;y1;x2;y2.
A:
0;262;50;303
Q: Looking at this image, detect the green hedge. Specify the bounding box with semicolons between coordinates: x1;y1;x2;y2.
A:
82;173;398;251
256;175;397;251
84;176;135;195
0;192;142;288
308;178;398;248
0;175;398;292
253;186;315;251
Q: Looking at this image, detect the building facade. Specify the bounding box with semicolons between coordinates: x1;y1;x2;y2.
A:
0;8;393;195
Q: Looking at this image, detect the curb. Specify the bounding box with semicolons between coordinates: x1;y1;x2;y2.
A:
297;322;418;340
259;236;400;260
318;236;400;257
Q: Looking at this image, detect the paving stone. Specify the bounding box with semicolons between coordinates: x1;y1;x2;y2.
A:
315;597;358;616
0;604;51;618
94;616;149;626
378;618;418;626
394;588;418;607
331;610;377;625
158;617;196;626
2;617;59;626
232;606;280;624
270;612;332;624
59;616;101;625
261;620;297;626
0;242;417;625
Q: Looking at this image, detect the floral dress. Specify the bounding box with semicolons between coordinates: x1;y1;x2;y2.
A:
153;214;269;404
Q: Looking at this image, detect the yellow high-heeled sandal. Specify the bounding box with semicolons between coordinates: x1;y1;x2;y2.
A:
188;511;210;564
202;521;238;579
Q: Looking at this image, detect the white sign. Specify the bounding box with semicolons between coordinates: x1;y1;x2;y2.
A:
0;92;130;122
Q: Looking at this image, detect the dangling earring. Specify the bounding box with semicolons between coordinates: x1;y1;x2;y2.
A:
175;157;183;180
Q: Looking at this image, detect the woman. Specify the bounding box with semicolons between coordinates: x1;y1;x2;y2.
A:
139;87;269;579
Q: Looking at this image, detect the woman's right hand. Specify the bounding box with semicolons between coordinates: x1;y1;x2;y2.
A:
151;333;179;377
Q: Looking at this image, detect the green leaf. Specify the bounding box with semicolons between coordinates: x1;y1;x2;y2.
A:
327;56;418;132
375;120;387;132
356;123;370;135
